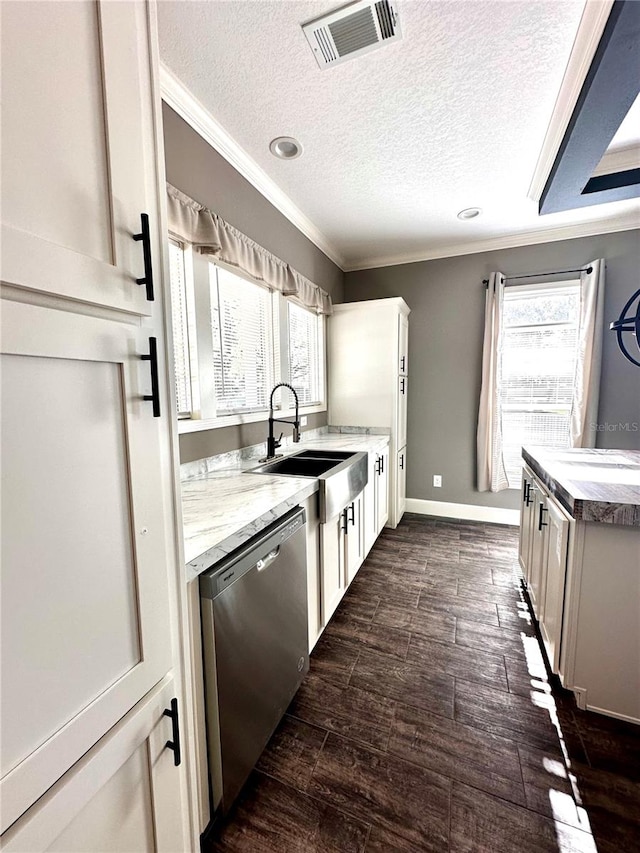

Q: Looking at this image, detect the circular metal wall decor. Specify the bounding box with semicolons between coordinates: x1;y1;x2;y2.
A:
610;288;640;367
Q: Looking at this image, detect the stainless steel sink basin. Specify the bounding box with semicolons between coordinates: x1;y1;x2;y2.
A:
249;450;368;522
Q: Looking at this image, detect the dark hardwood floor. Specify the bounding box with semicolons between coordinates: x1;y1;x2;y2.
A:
209;514;640;852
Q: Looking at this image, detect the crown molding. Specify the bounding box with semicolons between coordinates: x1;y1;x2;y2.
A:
343;211;640;271
159;63;346;270
527;0;615;203
593;144;640;177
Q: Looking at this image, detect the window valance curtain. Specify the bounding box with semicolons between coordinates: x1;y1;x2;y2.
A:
166;183;332;315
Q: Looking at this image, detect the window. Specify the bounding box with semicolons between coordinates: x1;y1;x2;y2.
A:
210;265;273;414
287;301;323;406
167;242;326;427
500;282;581;486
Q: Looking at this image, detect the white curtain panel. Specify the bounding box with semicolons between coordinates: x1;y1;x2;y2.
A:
570;259;605;446
477;272;509;492
166;183;333;315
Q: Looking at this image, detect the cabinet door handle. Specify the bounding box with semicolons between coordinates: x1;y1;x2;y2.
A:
523;480;531;504
538;503;548;530
341;508;349;534
379;454;384;474
400;377;406;395
133;213;155;302
141;336;161;417
400;355;406;372
349;502;355;525
399;454;404;470
163;698;181;766
375;458;380;476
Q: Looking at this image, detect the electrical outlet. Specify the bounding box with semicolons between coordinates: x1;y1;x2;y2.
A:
300;416;308;426
433;475;442;487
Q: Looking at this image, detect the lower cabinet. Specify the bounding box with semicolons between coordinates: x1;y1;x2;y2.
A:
526;480;549;617
0;676;188;853
320;491;365;626
363;447;390;557
539;497;572;674
396;447;407;522
518;467;535;579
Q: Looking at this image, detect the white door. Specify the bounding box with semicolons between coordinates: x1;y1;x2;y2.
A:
376;447;390;533
397;375;408;448
1;0;156;316
398;314;409;375
528;486;549;620
345;494;364;586
518;473;534;578
0;301;174;831
397;447;407;522
0;677;188;853
540;500;571;674
320;513;346;625
363;454;378;557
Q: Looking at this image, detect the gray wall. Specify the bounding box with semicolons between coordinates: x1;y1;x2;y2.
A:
345;229;640;511
162;104;345;463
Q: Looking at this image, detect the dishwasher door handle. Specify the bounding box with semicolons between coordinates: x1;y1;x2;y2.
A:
256;547;280;572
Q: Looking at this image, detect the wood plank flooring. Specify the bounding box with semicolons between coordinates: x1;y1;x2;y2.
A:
209;514;640;852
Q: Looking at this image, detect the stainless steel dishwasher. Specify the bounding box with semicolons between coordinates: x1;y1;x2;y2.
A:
199;506;308;815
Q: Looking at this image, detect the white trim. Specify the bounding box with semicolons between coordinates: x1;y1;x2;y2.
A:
160;63;346;270
592;144;640;177
405;498;520;526
584;702;640;725
343;211;640;271
527;0;615;202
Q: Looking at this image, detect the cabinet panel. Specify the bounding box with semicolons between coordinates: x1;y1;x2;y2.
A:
0;0;154;315
527;486;549;620
345;495;364;586
398;314;408;375
0;301;172;831
376;447;389;534
0;677;187;853
363;453;377;557
320;514;346;625
540;498;571;674
518;470;535;580
397;375;408;448
397;447;407;522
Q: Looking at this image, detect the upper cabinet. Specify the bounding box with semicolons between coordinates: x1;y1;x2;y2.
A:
328;297;410;527
0;1;158;316
1;1;190;845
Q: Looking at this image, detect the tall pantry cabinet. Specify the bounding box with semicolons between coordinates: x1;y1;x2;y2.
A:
328;298;410;528
0;2;191;850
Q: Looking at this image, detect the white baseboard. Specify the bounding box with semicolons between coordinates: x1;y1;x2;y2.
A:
405;499;520;526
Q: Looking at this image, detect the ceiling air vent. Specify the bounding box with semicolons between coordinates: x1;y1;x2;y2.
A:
302;0;401;70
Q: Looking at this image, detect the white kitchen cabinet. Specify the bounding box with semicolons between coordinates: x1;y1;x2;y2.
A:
526;480;549;620
320;492;365;625
539;497;572;675
0;0;190;844
518;467;536;579
302;494;322;651
1;0;157;316
0;677;188;853
363;446;390;557
397;447;407;521
328;297;410;527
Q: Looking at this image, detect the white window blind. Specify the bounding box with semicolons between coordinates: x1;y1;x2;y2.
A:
288;301;322;406
500;283;581;487
209;265;273;414
168;239;192;416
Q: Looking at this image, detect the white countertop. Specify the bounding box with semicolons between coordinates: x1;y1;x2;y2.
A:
181;433;389;580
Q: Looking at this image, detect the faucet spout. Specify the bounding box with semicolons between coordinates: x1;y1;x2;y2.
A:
262;382;301;461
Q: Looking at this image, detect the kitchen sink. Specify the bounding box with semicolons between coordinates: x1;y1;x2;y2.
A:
249;449;368;522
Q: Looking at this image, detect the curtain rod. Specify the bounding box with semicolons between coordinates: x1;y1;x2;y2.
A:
483;266;592;287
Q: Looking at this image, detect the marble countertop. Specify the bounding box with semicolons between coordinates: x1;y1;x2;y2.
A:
181;433;390;580
522;447;640;527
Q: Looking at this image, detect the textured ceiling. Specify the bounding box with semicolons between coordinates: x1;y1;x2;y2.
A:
158;0;640;269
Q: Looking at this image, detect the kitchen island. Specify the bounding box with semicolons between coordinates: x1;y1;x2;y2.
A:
519;447;640;724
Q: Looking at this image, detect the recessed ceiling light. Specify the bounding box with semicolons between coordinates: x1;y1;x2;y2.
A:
269;137;302;160
457;207;482;220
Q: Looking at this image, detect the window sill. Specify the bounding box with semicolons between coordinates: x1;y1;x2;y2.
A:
177;403;326;434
